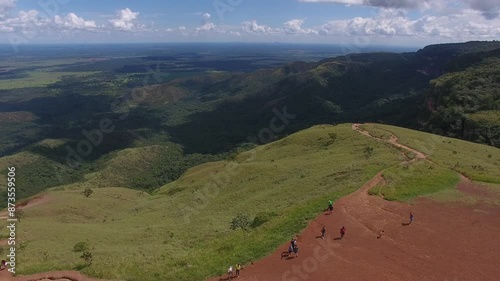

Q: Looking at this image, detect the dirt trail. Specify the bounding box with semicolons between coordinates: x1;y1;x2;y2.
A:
0;195;52;219
207;123;500;281
3;124;500;281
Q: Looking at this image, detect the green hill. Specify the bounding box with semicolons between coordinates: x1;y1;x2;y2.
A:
1;40;499;206
1;124;499;281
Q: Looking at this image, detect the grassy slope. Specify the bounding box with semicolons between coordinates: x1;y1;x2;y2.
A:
367;124;500;183
1;123;499;281
1;124;403;281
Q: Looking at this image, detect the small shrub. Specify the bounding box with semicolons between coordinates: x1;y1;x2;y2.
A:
83;187;93;198
230;213;251;231
363;146;374;159
73;241;89;252
18;241;28;251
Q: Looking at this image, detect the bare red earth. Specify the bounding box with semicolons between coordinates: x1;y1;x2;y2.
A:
207;124;500;281
2;124;500;281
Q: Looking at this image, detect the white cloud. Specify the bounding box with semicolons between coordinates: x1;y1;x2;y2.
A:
196;12;216;32
241;20;276;34
0;23;13;32
283;19;317;34
0;0;15;18
464;0;500;19
54;13;97;30
109;8;139;31
315;9;500;39
298;0;431;10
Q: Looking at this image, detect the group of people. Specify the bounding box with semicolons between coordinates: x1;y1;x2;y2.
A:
227;263;242;279
224;201;415;279
323;201;346;239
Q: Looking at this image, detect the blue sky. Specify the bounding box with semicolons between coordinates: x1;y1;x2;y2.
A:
0;0;499;46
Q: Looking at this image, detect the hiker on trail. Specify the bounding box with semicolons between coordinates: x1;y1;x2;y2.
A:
409;212;414;224
228;265;233;279
293;244;299;257
321;226;326;239
328;200;334;214
340;226;346;239
281;243;294;259
290;237;297;248
236;263;242;277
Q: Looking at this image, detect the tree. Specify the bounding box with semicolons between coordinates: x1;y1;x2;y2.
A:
83;187;93;198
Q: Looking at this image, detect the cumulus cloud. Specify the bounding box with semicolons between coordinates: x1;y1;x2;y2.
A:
315;9;500;39
283;19;317;34
54;13;97;30
0;0;15;18
0;24;12;31
465;0;500;19
241;20;276;33
109;8;139;31
196;12;216;31
298;0;431;10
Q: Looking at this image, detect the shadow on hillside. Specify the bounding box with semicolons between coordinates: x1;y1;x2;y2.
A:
0;92;165;162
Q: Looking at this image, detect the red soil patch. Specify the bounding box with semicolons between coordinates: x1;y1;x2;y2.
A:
207;124;500;281
4;124;500;281
207;172;500;281
0;195;51;220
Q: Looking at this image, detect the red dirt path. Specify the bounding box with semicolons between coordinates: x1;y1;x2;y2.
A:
2;124;500;281
206;124;500;281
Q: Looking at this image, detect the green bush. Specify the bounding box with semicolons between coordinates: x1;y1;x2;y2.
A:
230;213;251;231
73;241;89;252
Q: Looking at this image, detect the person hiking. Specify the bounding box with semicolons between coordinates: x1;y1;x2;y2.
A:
293;244;299;257
328;200;334;214
409;212;414;224
340;226;346;239
290;237;297;248
321;226;326;239
235;263;242;277
227;265;233;279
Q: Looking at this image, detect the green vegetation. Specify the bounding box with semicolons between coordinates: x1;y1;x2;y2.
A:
83;188;93;198
0;41;500;280
0;152;83;208
0;71;98;90
0;124;404;281
360;124;392;140
361;124;500;183
0;124;497;280
73;242;89;252
424;57;500;147
369;159;459;201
